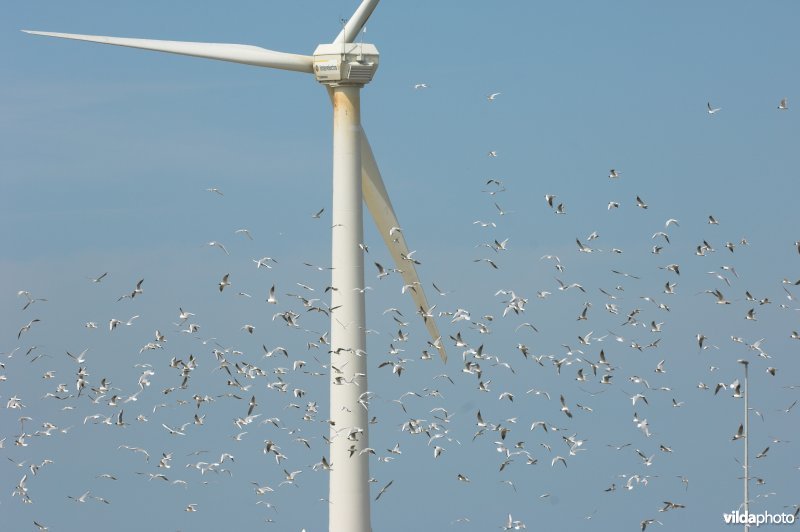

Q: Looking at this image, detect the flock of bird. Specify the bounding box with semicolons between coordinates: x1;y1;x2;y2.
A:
4;85;800;531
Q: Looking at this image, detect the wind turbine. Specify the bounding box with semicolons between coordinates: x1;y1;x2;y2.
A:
25;2;446;531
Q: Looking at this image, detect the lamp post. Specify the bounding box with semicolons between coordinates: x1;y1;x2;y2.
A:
738;359;749;532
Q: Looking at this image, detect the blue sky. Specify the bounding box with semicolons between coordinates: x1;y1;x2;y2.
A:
3;1;799;530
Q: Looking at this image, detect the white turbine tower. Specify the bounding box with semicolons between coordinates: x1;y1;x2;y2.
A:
25;2;446;530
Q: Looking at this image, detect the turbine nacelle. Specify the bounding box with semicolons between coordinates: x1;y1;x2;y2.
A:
313;43;379;85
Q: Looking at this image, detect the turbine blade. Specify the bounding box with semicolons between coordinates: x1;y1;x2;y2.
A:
360;129;447;363
22;30;313;73
333;0;380;43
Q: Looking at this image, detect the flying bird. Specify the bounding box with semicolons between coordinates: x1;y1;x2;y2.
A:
560;395;573;418
66;349;88;364
234;228;253;240
121;278;144;300
207;241;230;255
161;423;188;436
17;319;40;339
641;518;663;530
659;501;685;512
88;272;108;283
375;479;394;501
374;262;390;279
473;258;499;269
494;202;512;216
253;256;277;269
